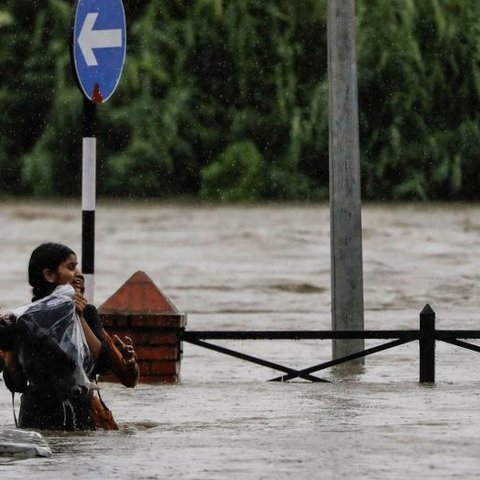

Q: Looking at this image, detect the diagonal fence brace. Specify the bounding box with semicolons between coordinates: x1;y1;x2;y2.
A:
268;338;413;382
184;337;330;382
438;338;480;353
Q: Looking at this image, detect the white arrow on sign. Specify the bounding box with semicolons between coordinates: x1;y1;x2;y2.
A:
78;12;123;67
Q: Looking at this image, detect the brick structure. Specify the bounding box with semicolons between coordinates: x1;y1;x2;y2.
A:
98;271;186;384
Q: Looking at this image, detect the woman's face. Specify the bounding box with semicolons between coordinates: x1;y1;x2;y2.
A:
53;253;80;286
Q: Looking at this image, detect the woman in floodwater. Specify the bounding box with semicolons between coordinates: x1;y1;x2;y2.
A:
0;242;139;430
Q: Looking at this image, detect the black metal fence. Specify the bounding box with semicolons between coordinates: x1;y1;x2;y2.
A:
182;304;480;383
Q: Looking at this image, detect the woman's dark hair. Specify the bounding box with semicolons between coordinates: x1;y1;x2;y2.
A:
28;243;75;301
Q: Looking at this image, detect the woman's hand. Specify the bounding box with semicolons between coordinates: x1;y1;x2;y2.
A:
101;332;139;387
0;309;13;326
112;335;137;365
73;292;88;315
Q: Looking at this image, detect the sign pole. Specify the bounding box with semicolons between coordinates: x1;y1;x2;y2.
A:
72;0;126;303
82;97;96;302
327;0;365;363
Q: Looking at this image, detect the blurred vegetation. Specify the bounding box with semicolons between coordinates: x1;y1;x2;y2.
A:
0;0;479;200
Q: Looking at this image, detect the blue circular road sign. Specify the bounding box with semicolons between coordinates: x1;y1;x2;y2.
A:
73;0;126;103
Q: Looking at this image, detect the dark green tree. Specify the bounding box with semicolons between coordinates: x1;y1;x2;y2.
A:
1;0;480;201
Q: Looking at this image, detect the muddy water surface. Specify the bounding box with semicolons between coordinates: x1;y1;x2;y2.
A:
1;200;480;479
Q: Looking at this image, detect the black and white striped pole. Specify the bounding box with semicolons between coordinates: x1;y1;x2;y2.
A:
82;98;96;302
72;0;127;302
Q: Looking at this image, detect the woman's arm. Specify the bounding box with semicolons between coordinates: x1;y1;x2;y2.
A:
103;332;139;388
83;304;139;387
79;315;102;360
74;293;101;360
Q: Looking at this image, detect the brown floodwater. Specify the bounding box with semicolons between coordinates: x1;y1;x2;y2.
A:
0;200;480;479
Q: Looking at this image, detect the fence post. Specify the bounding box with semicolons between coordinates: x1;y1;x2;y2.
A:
419;304;435;383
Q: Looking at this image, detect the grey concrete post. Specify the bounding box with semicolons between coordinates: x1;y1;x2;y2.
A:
327;0;365;362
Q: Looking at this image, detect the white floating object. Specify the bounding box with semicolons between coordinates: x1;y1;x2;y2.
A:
0;429;52;460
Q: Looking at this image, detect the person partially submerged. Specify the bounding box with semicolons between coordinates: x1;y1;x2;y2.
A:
0;242;139;430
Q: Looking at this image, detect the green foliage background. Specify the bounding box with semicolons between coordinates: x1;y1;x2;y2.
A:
0;0;479;200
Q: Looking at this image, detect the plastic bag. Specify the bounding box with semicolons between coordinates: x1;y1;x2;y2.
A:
9;285;93;393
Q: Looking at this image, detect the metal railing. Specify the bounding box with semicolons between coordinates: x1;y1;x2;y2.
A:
182;304;480;383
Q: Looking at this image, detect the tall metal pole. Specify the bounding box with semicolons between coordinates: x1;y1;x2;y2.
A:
327;0;365;362
82;97;96;303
